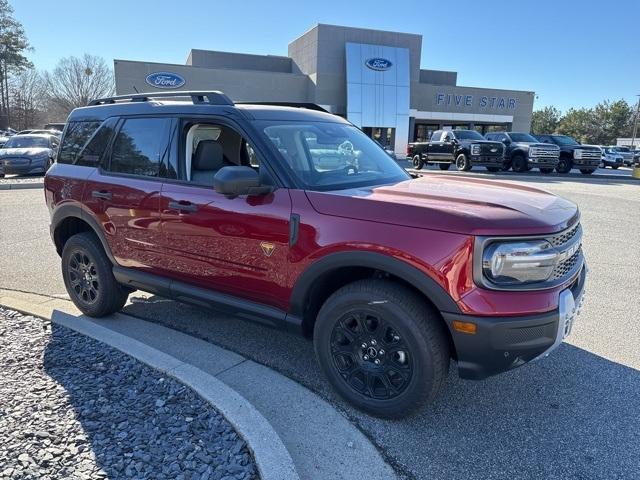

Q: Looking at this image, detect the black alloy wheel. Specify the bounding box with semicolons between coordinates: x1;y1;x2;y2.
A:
412;155;424;170
511;154;528;173
62;232;129;317
314;279;449;417
455;153;471;171
556;156;572;174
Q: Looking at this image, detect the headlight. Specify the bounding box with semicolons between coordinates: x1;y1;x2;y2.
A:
470;144;481;155
574;149;583;159
482;240;558;285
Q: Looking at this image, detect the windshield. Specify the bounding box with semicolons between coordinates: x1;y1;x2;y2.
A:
453;130;485;141
509;133;538;143
4;136;49;149
261;121;410;191
551;135;579;146
613;147;630;152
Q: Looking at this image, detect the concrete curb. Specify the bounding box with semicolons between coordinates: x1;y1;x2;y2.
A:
0;181;44;190
0;289;399;480
0;291;299;480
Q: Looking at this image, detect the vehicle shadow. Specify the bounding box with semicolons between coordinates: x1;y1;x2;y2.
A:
122;296;640;480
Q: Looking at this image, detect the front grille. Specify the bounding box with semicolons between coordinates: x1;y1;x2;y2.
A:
551;247;582;280
549;223;580;247
578;149;601;159
504;323;556;345
530;148;559;158
480;144;503;155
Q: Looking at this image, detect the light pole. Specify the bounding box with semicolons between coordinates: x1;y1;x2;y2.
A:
631;94;640;149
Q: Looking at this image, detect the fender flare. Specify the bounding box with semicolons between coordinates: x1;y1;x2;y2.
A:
51;204;117;264
289;251;461;317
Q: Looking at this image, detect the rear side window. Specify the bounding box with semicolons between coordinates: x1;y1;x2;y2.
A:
108;118;170;177
58;121;101;165
431;131;443;142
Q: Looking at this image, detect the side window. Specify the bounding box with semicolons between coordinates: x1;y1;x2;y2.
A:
109;118;170;177
58;121;101;165
431;131;442;142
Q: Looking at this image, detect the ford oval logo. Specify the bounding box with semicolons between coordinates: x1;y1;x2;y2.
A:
365;58;393;71
145;72;186;89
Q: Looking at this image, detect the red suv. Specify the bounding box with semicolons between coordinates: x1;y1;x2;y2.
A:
45;91;586;417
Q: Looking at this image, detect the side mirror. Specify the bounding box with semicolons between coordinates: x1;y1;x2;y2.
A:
213;166;272;197
502;138;511;145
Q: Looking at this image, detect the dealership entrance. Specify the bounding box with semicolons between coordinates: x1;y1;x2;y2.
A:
363;127;396;150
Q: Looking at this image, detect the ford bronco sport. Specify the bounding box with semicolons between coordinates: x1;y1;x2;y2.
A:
45;91;587;417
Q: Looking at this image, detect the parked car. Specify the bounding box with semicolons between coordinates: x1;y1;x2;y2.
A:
0;134;10;148
533;134;601;174
0;134;59;175
484;131;560;173
17;129;62;137
407;129;504;171
600;147;624;169
45;91;587;417
610;146;634;166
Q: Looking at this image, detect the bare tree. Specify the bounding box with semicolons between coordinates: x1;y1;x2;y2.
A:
43;54;114;115
9;67;45;129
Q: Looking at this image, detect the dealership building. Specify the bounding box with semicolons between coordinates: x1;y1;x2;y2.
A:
114;24;535;155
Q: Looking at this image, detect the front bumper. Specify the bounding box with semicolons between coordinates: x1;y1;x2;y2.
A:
469;155;504;167
1;158;47;175
528;157;559;168
442;265;587;380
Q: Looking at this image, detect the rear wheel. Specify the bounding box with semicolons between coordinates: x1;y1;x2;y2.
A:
61;232;129;317
412;155;424;170
612;165;619;170
511;154;528;173
314;279;449;418
455;153;471;171
556;156;572;174
540;168;554;174
438;163;451;171
580;169;595;175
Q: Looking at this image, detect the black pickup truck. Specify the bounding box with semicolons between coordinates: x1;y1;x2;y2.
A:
533;134;601;174
407;129;505;171
485;131;560;173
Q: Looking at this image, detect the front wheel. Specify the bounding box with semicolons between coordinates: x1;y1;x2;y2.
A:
438;163;451;171
539;168;554;174
612;165;619;170
314;279;449;418
580;169;595;175
412;155;424;170
455;153;471;171
511;154;528;173
556;157;572;174
61;232;129;317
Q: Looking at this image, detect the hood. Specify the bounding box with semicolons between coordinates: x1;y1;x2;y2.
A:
514;142;558;149
574;144;601;151
306;175;579;236
0;147;51;157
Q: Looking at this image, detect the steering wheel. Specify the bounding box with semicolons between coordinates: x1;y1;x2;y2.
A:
338;140;354;156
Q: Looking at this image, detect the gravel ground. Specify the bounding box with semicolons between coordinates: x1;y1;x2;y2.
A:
0;306;259;480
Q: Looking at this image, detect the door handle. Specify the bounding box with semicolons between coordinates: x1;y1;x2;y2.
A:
91;190;112;201
168;201;198;213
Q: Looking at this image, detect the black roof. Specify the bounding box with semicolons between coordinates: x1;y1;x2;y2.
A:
69;90;348;124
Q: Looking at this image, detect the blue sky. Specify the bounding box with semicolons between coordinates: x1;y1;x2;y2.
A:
13;0;640;112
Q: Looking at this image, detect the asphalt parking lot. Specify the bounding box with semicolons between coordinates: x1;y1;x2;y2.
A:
1;174;639;480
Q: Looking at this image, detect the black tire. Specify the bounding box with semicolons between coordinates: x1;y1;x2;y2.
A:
61;232;129;317
556;156;572;174
486;166;501;172
580;169;595;175
511;154;528;173
455;153;471;171
612;165;619;170
313;279;449;418
46;157;54;171
539;168;554;174
412;155;424;170
438;163;451;171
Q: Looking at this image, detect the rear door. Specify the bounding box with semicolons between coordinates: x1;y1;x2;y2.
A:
158;117;292;311
427;131;445;160
83;116;173;272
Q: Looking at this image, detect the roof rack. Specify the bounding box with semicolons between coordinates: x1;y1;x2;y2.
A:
234;101;329;113
88;91;234;106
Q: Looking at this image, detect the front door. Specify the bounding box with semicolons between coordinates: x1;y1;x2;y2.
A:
158;119;292;311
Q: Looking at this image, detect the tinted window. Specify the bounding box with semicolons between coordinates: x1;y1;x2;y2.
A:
509;133;538;142
431;131;443;142
109;118;170;177
453;130;485;140
551;135;579;146
58;122;101;164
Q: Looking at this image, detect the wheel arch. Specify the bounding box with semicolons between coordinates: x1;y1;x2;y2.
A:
51;205;116;264
289;251;461;340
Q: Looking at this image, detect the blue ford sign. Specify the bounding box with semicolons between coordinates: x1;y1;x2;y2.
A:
365;58;393;71
145;72;186;89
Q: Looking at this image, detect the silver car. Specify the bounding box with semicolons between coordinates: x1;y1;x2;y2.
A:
0;134;59;175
